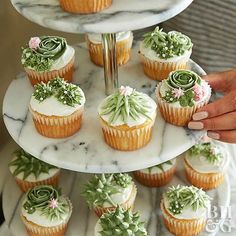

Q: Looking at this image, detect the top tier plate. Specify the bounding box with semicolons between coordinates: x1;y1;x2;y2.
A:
11;0;192;33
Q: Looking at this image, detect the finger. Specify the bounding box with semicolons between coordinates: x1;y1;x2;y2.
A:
192;90;236;120
207;130;236;143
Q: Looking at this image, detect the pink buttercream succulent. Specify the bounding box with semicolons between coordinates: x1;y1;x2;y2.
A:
193;83;204;101
48;198;58;209
172;88;184;99
29;37;41;50
119;86;134;97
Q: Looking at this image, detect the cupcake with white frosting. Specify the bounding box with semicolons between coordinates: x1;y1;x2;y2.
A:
184;141;229;189
98;85;157;151
9;149;60;192
21;185;72;236
86;31;133;67
161;185;211;236
82;173;137;217
156;69;211;126
94;206;148;236
29;77;86;138
134;159;176;187
139;27;193;81
21;36;75;85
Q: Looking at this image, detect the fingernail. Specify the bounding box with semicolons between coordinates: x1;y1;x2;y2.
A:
188;122;204;130
208;132;220;140
193;111;208;121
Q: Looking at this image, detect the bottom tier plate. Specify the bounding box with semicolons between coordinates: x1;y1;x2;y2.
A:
3;156;230;236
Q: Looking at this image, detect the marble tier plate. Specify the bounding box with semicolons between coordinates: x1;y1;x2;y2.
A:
10;0;192;33
3;157;230;236
3;42;205;173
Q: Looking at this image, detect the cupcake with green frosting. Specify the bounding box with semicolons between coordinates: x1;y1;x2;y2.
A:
82;173;137;217
133;159;176;187
21;36;75;85
29;77;86;138
161;185;211;236
98;85;157;151
21;185;72;236
9;149;60;192
94;206;148;236
156;69;211;126
139;27;193;81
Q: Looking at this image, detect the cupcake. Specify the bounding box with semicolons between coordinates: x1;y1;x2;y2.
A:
98;86;157;151
161;185;211;236
94;206;148;235
29;77;86;138
59;0;112;14
133;159;176;187
156;70;211;126
82;173;137;217
184;141;229;190
86;31;133;66
21;185;72;236
139;27;193;81
21;36;75;85
9;149;60;192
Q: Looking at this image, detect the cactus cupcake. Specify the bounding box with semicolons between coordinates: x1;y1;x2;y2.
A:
82;173;137;217
156;70;211;126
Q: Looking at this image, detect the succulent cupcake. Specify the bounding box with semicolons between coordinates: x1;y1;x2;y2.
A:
133;159;176;187
60;0;112;13
98;86;157;151
156;69;211;126
184;141;229;190
161;185;211;236
9;149;60;192
21;185;72;236
21;36;75;85
86;31;133;67
139;27;193;81
29;77;86;138
94;206;148;236
82;173;137;217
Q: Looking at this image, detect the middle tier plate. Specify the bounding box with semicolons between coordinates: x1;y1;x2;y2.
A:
3;42;205;173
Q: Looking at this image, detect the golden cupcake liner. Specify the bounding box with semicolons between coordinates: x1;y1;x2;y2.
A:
29;106;84;138
25;56;74;86
156;83;211;126
184;158;225;190
160;200;206;236
133;165;176;187
86;33;133;67
93;184;137;217
60;0;112;13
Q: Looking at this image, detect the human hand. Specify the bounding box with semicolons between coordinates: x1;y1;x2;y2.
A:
188;70;236;143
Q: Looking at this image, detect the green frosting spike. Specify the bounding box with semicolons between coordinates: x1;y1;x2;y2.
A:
9;149;58;180
147;160;173;174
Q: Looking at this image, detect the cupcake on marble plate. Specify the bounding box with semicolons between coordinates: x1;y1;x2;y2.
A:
161;185;211;236
98;85;157;151
21;36;75;85
184;141;229;190
95;206;148;236
86;31;133;66
82;173;137;217
133;159;176;187
156;69;211;126
29;77;86;138
21;185;72;236
139;27;193;81
9;149;60;192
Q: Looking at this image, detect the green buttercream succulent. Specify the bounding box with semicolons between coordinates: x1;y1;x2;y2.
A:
147;160;173;174
82;174;133;208
33;82;53;102
143;27;192;59
99;206;148;236
9;149;58;180
166;185;211;215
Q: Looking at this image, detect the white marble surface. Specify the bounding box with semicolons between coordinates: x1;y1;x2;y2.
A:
3;42;206;173
10;0;192;33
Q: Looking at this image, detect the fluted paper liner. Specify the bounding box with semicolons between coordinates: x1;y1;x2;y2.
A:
161;200;206;236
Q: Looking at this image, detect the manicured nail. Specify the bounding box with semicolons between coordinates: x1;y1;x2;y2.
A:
188;122;204;130
192;111;208;121
208;132;220;140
